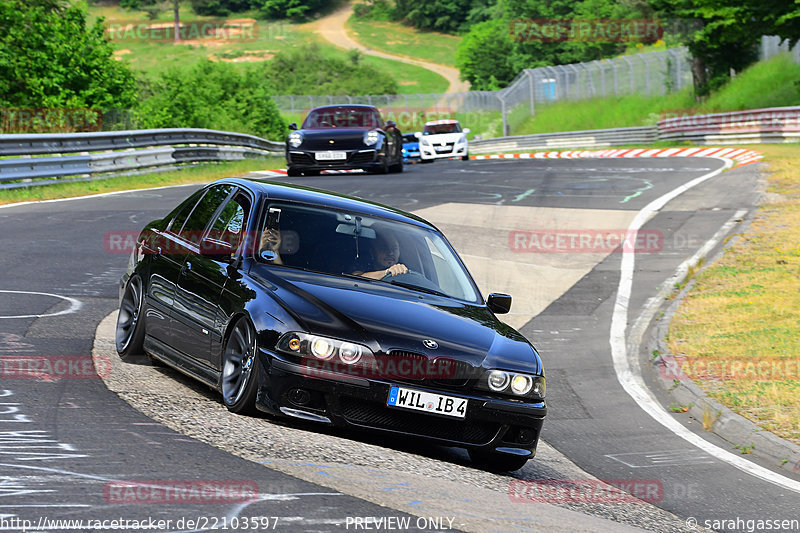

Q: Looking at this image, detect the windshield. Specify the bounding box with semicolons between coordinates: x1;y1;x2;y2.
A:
423;122;462;134
302;107;383;129
258;203;481;303
402;133;418;143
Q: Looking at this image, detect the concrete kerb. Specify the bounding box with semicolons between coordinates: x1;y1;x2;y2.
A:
646;213;800;475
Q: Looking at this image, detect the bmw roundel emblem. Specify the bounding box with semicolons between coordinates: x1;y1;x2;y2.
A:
423;339;438;350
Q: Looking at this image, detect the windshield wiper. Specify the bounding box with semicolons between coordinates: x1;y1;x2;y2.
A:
386;279;448;298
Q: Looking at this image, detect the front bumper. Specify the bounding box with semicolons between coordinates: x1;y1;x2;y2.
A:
255;349;546;456
419;142;468;160
287;149;384;171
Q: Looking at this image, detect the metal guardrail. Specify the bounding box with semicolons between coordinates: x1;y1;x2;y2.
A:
470;126;657;154
471;106;800;154
0;128;283;188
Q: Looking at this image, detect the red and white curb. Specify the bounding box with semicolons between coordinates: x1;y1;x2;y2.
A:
471;147;763;168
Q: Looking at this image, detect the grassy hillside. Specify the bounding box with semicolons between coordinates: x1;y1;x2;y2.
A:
512;54;800;135
346;16;461;68
90;3;448;93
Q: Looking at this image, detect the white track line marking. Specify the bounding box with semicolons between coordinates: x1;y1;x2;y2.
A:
610;158;800;494
0;290;82;319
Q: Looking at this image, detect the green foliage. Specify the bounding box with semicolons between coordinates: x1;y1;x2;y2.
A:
456;20;514;90
189;0;253;16
456;0;652;88
134;60;287;140
0;0;137;110
257;0;326;20
256;44;399;95
386;0;497;33
650;0;800;97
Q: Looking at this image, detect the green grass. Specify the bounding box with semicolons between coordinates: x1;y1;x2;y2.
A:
512;90;695;135
512;53;800;135
697;54;800;112
346;16;461;68
0;158;283;206
91;3;448;93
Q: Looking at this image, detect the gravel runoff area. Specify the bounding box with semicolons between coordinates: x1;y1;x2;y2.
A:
94;311;708;533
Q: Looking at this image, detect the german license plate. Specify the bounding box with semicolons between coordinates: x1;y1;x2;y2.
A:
315;151;347;161
387;386;467;419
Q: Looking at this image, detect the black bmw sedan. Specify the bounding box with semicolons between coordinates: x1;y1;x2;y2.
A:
285;105;404;176
116;178;546;471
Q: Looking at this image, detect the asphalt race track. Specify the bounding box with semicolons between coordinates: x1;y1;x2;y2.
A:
2;157;799;532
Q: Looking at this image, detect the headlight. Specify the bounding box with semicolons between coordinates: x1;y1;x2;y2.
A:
288;131;303;148
420;137;430;146
458;135;467;144
277;332;371;366
479;369;545;398
488;370;510;391
363;130;380;146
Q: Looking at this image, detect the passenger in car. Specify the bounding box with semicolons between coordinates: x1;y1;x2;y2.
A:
259;227;283;265
352;231;409;280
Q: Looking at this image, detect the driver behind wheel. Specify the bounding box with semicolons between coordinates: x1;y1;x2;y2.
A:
352;231;408;280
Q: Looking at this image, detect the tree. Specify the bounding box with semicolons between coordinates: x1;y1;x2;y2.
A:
135;60;287;140
651;0;800;97
456;19;514;89
257;0;327;20
0;0;137;110
190;0;253;16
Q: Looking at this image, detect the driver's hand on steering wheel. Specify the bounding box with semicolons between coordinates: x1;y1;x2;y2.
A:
384;263;408;277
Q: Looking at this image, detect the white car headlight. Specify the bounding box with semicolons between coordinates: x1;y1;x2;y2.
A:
288;132;303;148
277;332;371;366
363;130;380;146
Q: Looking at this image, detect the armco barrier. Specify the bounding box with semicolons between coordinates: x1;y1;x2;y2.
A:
472;106;800;154
470;126;657;154
0;128;283;189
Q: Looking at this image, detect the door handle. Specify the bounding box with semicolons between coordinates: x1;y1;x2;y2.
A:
182;261;192;274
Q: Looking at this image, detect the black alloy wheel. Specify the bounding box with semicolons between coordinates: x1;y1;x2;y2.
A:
221;317;259;414
116;276;146;360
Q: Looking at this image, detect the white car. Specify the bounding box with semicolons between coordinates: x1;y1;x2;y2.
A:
417;119;470;161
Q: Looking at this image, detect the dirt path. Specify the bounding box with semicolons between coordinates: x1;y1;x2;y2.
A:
307;3;470;94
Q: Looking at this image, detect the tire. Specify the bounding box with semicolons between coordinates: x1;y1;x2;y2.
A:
389;158;404;173
468;449;529;472
221;317;259;415
287;167;301;177
115;276;146;360
303;170;321;176
462;154;470;161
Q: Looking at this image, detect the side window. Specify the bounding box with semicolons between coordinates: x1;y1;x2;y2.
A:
208;194;250;252
178;185;234;245
166;190;204;234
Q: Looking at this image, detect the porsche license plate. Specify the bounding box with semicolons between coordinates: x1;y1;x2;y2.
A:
315;151;347;161
387;386;467;419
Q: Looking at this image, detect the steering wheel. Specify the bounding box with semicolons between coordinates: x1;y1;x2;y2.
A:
381;270;442;293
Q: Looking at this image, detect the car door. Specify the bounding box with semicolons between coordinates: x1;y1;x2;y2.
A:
142;189;205;346
172;187;249;368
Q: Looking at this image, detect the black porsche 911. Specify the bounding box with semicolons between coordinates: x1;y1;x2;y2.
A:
115;178;546;471
285;105;404;176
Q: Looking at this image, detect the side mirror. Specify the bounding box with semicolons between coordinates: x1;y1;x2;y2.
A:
199;238;234;263
288;123;298;131
463;128;471;134
487;293;512;314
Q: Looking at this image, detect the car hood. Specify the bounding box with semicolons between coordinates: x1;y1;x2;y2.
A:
253;267;541;373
